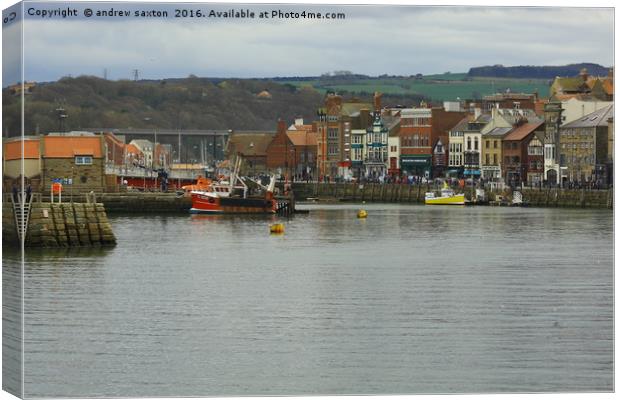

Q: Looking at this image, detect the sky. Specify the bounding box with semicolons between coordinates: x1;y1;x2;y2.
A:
1;1;615;85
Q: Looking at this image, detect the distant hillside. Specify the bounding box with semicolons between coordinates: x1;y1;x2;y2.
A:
467;63;610;79
2;76;428;137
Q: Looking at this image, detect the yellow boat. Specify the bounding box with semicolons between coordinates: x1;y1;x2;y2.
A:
425;185;465;205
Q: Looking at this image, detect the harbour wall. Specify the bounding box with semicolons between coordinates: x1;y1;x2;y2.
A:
3;202;116;247
289;182;613;209
98;193;192;213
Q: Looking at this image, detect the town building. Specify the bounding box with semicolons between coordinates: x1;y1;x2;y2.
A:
447;116;469;176
481;126;511;181
559;97;613;126
543;102;563;185
399;107;432;177
559;104;613;185
430;107;468;177
316;94;373;179
125;143;144;167
129;139;154;168
225;130;276;173
286;127;318;180
351;129;366;178
550;68;613;101
3;136;42;189
502;121;545;186
104;132;126;167
364;112;389;179
8;81;36;96
462;115;488;179
387;131;400;177
481;92;539;112
266;120;296;177
526;132;545;186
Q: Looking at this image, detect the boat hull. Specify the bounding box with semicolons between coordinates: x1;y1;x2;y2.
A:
190;193;276;214
425;194;466;205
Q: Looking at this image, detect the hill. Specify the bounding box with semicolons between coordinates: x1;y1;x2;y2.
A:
2;76;428;136
467;63;610;79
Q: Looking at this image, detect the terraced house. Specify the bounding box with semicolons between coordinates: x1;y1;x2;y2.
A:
502;121;544;186
316;94;372;179
559;104;614;185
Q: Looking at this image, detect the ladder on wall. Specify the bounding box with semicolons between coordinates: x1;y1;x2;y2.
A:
13;193;33;243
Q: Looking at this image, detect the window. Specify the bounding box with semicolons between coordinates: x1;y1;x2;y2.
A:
75;156;93;165
494;140;498;149
474;138;479;151
485;140;490;149
467;137;472;150
328;128;338;139
485;154;490;165
493;154;497;165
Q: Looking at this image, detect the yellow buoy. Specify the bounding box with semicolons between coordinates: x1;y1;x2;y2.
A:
270;223;285;234
357;210;368;218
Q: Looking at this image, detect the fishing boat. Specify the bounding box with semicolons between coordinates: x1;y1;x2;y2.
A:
189;158;277;214
424;183;465;205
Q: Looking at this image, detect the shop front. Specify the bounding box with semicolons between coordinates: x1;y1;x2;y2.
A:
400;155;431;177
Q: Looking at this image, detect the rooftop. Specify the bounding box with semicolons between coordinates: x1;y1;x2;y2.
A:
504;121;544;141
562;104;614;128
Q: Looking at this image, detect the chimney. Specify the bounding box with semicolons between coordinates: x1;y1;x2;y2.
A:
474;107;481;120
277;119;287;136
373;92;382;112
360;109;371;128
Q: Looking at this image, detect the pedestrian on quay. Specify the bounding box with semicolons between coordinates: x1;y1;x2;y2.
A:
26;183;32;203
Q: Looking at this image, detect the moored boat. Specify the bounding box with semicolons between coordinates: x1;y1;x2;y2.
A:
425;184;465;205
189;158;277;214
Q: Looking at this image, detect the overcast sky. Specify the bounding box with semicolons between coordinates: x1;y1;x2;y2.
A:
2;2;615;85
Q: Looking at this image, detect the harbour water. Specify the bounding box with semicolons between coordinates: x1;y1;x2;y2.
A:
3;204;613;397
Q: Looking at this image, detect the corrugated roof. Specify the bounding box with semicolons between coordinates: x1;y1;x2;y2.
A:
562;104;614;128
43;136;103;158
504;121;544;141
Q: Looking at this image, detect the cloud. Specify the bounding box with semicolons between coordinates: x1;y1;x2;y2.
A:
14;4;615;83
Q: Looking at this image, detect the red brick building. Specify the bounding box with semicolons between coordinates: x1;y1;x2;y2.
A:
430;107;468;177
266;120;296;176
502;121;544;186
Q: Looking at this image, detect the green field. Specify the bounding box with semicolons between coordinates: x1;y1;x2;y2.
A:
280;75;550;101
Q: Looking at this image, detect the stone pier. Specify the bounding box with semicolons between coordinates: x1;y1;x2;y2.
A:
3;201;116;247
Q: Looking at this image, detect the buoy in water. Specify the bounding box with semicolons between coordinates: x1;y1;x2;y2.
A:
270;223;285;234
357;210;368;218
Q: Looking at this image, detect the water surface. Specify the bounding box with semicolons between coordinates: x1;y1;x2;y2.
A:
4;204;613;397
